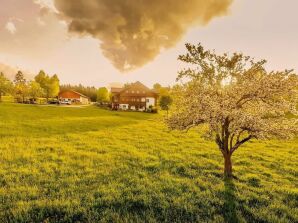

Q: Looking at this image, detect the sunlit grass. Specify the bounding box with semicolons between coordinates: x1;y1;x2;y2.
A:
0;103;297;222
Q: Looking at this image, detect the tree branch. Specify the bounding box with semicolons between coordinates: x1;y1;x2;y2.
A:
231;135;253;154
229;133;235;151
216;133;222;147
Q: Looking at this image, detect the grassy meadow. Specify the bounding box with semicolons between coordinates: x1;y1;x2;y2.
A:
0;102;297;223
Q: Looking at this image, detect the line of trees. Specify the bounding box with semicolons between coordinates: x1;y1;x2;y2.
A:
1;70;174;107
0;70;60;103
1;70;114;104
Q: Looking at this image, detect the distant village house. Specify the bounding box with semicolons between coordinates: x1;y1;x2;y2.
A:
58;90;90;105
111;81;158;111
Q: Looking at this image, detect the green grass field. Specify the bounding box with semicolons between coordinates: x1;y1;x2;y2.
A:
0;103;297;223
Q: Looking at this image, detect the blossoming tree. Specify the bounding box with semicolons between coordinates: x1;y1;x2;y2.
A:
167;44;298;177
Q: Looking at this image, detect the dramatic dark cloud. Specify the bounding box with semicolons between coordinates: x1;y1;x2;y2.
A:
54;0;233;71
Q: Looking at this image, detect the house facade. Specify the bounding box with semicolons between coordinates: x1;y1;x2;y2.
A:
111;82;158;111
58;90;90;105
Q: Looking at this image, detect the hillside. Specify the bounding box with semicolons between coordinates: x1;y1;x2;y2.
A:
0;103;297;222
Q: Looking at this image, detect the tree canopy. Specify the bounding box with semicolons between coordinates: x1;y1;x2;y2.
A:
167;43;298;177
0;72;13;101
29;81;45;100
35;70;60;101
159;95;173;115
14;71;29;103
97;87;110;103
1;69;61;103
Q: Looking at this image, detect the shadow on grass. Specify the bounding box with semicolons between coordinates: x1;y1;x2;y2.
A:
223;177;239;223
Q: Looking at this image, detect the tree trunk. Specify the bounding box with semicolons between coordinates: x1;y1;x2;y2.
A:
0;93;2;102
224;154;233;178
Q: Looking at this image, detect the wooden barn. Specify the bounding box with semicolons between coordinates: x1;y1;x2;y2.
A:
58;90;90;105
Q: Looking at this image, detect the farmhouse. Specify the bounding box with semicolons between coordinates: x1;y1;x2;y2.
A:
58;90;90;105
111;81;158;111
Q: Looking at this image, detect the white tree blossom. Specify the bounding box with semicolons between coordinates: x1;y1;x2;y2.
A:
167;44;298;177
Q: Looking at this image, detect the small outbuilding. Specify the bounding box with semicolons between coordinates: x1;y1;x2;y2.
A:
58;90;90;105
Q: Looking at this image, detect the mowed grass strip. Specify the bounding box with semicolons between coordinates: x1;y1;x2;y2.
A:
0;103;297;223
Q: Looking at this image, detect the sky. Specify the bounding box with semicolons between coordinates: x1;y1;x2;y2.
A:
0;0;297;88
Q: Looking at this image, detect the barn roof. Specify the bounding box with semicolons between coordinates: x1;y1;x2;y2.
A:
59;90;89;99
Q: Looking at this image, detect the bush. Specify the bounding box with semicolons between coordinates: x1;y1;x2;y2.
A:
146;106;158;113
96;102;111;110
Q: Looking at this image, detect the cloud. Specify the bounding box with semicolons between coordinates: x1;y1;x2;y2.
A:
0;0;67;60
36;17;46;26
5;21;17;34
34;0;58;13
54;0;233;72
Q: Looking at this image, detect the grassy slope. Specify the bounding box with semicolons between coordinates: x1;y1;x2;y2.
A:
0;103;297;223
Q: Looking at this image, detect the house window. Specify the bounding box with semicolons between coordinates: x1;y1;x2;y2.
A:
126;90;129;93
146;99;150;103
132;90;135;93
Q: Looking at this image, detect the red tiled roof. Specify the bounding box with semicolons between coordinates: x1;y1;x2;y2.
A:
59;90;89;99
111;87;123;93
111;81;158;96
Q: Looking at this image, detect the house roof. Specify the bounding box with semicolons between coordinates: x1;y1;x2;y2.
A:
72;90;89;98
126;81;151;92
111;87;123;93
111;81;158;96
59;90;89;99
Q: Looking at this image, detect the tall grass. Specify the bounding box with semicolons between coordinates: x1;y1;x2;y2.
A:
0;103;297;222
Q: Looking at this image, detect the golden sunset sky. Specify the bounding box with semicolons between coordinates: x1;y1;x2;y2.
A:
0;0;297;87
